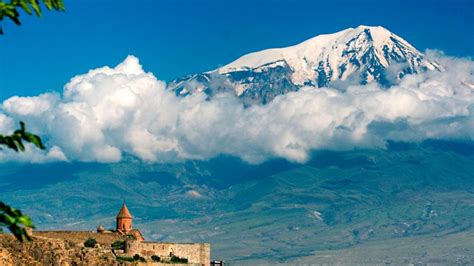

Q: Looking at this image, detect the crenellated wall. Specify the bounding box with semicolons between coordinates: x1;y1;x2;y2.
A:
125;241;210;265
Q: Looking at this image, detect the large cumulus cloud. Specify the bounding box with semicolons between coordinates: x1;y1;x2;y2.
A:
1;53;473;163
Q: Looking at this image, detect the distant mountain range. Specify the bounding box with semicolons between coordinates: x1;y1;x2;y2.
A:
1;140;473;264
168;26;440;104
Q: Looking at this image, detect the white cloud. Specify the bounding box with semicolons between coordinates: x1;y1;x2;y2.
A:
1;54;473;164
3;93;58;116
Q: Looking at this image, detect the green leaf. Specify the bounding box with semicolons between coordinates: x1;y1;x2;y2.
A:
4;136;19;152
0;0;65;34
19;121;26;132
17;216;34;227
23;133;46;149
12;135;25;152
1;121;45;152
30;0;42;16
0;201;34;242
43;0;52;10
18;2;32;15
5;7;21;25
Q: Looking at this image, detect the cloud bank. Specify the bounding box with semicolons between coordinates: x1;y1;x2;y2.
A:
1;52;473;163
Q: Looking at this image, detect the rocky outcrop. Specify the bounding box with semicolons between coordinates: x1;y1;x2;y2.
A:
0;234;117;265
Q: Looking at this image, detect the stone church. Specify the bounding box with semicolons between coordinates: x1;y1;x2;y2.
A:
96;202;145;241
34;202;210;265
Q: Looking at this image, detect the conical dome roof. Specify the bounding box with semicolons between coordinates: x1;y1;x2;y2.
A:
116;202;132;218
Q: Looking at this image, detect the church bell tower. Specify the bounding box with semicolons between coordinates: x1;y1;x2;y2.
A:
116;202;133;233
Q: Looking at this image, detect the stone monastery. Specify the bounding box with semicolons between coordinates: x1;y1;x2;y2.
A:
33;202;210;265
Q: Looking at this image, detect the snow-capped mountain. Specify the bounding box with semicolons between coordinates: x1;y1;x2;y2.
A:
169;26;440;104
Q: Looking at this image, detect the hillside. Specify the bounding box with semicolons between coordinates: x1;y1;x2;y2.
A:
293;229;474;264
1;140;473;263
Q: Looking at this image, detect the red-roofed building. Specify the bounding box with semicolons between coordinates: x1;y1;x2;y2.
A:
116;202;133;233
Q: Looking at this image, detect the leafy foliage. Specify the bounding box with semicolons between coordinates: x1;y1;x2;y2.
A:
133;254;146;262
0;121;45;152
0;122;45;242
0;201;34;242
0;0;65;33
0;0;60;244
151;255;161;262
170;255;188;263
84;237;97;248
111;240;125;250
116;256;135;262
116;254;146;263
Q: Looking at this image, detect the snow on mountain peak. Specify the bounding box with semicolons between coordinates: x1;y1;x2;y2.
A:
169;26;441;104
217;25;438;85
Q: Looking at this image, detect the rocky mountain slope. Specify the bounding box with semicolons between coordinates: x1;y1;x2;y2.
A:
169;26;440;104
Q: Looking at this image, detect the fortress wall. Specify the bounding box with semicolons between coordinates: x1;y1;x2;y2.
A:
33;231;126;245
34;231;210;265
126;241;210;265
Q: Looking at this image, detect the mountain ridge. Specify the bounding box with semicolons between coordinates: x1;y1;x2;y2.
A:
169;26;441;104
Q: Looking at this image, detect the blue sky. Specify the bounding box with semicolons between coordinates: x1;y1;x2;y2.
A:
0;0;473;99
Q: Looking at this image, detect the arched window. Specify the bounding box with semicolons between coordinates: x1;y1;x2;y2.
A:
122;224;125;230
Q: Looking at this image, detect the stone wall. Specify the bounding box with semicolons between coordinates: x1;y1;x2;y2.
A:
33;231;126;246
32;231;211;265
125;241;210;265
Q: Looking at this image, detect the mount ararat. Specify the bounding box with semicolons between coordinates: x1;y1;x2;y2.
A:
169;26;441;104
